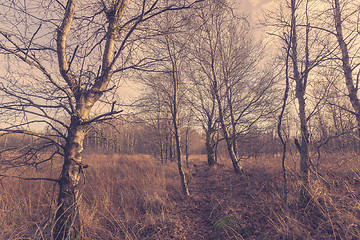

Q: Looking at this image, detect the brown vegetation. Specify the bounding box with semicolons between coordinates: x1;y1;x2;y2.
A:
2;0;360;237
1;153;360;239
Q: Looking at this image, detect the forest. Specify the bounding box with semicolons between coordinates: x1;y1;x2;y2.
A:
0;0;360;239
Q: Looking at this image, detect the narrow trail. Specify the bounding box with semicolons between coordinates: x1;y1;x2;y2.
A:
177;164;219;239
169;162;278;240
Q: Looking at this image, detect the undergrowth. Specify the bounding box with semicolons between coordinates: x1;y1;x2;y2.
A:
0;153;359;239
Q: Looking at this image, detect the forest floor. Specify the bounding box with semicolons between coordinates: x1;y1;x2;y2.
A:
163;161;280;240
158;153;360;240
2;154;360;239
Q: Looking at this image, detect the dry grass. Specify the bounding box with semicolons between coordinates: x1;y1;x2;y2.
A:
0;153;360;239
245;151;360;240
80;154;182;239
0;176;57;239
0;154;182;240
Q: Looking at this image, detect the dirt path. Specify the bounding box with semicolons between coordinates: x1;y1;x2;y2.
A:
168;162;278;240
177;164;220;239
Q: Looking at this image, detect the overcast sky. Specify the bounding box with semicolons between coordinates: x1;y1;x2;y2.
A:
120;0;279;103
239;0;275;15
237;0;277;28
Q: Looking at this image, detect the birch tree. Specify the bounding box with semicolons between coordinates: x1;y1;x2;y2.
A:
188;71;219;166
0;0;200;238
190;0;275;173
265;0;333;207
137;9;192;195
330;0;360;138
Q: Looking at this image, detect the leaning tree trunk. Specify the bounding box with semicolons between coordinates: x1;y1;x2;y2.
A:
172;81;189;195
218;113;242;173
333;0;360;138
174;121;190;196
54;115;87;240
212;66;242;173
216;96;242;174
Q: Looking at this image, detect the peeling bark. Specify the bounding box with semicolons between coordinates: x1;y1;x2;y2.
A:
54;0;121;237
54;115;86;240
0;0;202;239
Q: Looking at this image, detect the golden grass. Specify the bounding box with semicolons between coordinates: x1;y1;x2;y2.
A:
80;154;182;239
249;151;360;240
0;152;360;239
0;178;57;239
0;154;182;240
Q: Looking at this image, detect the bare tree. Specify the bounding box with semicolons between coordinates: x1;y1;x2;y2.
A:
265;0;334;207
301;0;360;158
330;0;360;137
289;0;312;207
0;0;200;238
188;59;219;166
189;1;275;173
135;90;173;162
136;9;194;195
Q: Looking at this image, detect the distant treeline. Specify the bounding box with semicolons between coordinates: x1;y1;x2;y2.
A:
1;116;358;161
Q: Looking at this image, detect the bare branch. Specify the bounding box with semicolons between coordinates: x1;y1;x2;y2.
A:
0;174;59;183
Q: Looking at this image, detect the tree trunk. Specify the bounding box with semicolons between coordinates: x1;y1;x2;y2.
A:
174;123;190;196
216;97;242;174
291;0;310;208
333;0;360;138
227;87;238;159
165;133;169;162
295;98;311;208
160;139;164;164
54;115;86;240
212;62;242;173
205;128;217;166
172;79;189;195
219;117;242;173
169;133;174;162
184;127;190;168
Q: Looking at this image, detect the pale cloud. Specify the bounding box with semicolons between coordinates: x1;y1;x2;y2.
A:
235;0;276;16
251;0;274;8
